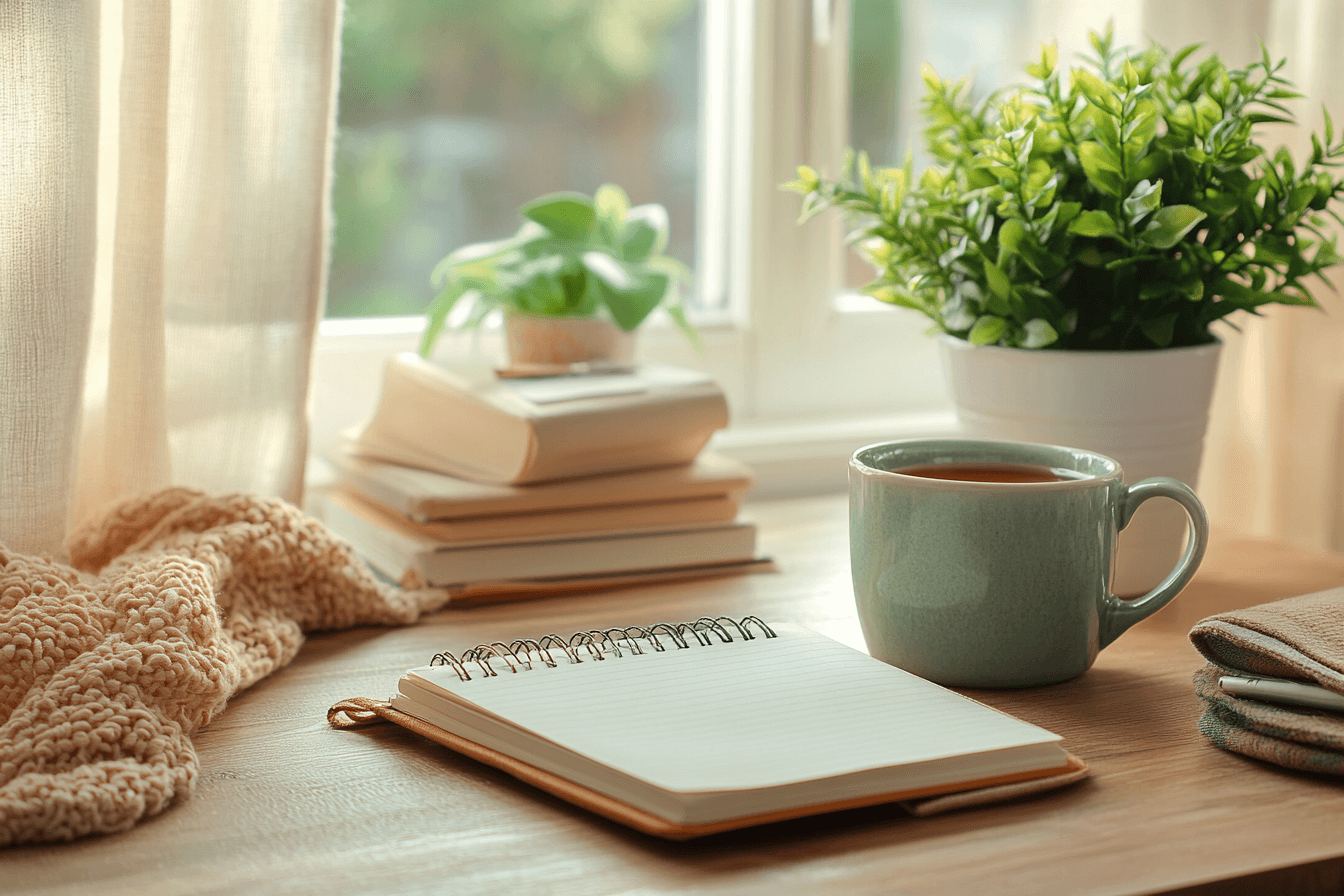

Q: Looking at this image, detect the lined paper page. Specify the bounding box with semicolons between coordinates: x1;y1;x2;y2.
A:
407;624;1060;794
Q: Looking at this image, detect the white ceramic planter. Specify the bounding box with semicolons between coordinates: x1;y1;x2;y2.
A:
504;313;635;366
939;335;1222;596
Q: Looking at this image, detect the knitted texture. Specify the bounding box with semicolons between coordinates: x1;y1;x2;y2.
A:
0;488;450;846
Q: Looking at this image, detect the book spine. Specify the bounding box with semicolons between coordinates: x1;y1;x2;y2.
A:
419;521;757;585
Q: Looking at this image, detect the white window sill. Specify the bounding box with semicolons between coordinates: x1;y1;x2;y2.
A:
708;410;958;497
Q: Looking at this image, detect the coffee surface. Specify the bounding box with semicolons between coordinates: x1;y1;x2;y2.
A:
893;462;1083;483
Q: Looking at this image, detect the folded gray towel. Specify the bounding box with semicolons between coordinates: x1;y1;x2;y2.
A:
1189;586;1344;773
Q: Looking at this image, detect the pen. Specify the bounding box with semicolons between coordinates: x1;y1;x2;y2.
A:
1218;675;1344;712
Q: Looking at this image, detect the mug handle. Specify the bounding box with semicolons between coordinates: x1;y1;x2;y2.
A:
1098;476;1210;649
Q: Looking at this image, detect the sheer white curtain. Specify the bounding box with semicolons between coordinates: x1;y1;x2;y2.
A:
0;1;340;556
1145;0;1344;554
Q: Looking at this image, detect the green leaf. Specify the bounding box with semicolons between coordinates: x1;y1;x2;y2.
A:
594;183;629;247
513;271;569;316
782;165;820;194
1021;318;1058;349
1140;205;1207;248
1314;237;1342;268
419;281;472;357
983;259;1011;300
1025;42;1057;80
1069;210;1120;238
1051;202;1083;232
619;204;669;262
1140;312;1178;347
1131;150;1167;183
1193;94;1222;135
1286;183;1316;220
1073;68;1120;114
1263;289;1318;307
1025;158;1056;205
664;303;702;354
1251;233;1295;266
1078;142;1124;197
1167;101;1196;135
433;235;518;284
521;192;596;240
1123;179;1162;226
921;63;942;93
865;283;926;313
1123;102;1159;164
1122;60;1139;90
1202;190;1241;217
581;251;670;330
1172;43;1202;69
997;217;1026;263
940;290;978;330
594;183;629;222
968;315;1007;345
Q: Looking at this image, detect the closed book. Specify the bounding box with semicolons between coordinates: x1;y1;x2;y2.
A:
351;354;730;485
432;560;777;606
331;617;1085;839
327;484;740;544
321;488;758;587
329;449;753;521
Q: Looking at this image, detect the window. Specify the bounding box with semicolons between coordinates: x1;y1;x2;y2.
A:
328;0;704;320
314;0;1148;495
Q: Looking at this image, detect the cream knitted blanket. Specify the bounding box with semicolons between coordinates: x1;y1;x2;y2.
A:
0;488;449;846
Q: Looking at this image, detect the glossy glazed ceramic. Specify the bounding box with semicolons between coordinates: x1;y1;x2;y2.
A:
938;337;1222;596
849;438;1209;687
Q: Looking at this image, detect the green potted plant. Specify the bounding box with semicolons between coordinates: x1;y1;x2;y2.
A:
788;29;1344;593
419;183;695;366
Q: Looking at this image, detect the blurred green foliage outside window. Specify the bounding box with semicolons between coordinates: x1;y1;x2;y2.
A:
326;0;952;319
328;0;699;319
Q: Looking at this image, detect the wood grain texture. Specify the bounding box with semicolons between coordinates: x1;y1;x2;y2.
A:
6;494;1344;896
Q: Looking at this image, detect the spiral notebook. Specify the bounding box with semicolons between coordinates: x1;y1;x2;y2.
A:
330;618;1086;838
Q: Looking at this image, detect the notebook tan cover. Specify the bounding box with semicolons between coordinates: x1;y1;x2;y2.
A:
328;698;1088;839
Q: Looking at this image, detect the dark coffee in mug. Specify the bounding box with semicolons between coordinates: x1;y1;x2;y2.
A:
893;462;1088;484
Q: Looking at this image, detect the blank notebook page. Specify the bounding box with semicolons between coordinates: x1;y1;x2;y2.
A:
406;624;1061;794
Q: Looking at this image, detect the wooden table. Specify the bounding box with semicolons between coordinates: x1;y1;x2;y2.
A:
7;494;1344;895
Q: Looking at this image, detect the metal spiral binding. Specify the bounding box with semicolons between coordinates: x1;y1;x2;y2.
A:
429;615;776;682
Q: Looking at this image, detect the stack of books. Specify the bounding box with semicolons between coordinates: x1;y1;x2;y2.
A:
320;352;767;603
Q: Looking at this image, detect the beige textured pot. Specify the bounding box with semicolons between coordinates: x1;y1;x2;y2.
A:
940;335;1222;597
504;313;635;366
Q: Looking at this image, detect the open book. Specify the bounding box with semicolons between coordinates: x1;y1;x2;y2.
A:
340;618;1084;837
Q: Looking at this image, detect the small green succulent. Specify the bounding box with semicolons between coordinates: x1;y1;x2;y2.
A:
419;183;695;358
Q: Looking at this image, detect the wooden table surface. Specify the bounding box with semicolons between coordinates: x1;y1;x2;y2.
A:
7;493;1344;896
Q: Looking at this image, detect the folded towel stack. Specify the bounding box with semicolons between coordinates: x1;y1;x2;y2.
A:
1189;586;1344;773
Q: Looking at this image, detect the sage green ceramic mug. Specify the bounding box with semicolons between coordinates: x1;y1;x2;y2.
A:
849;438;1209;688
